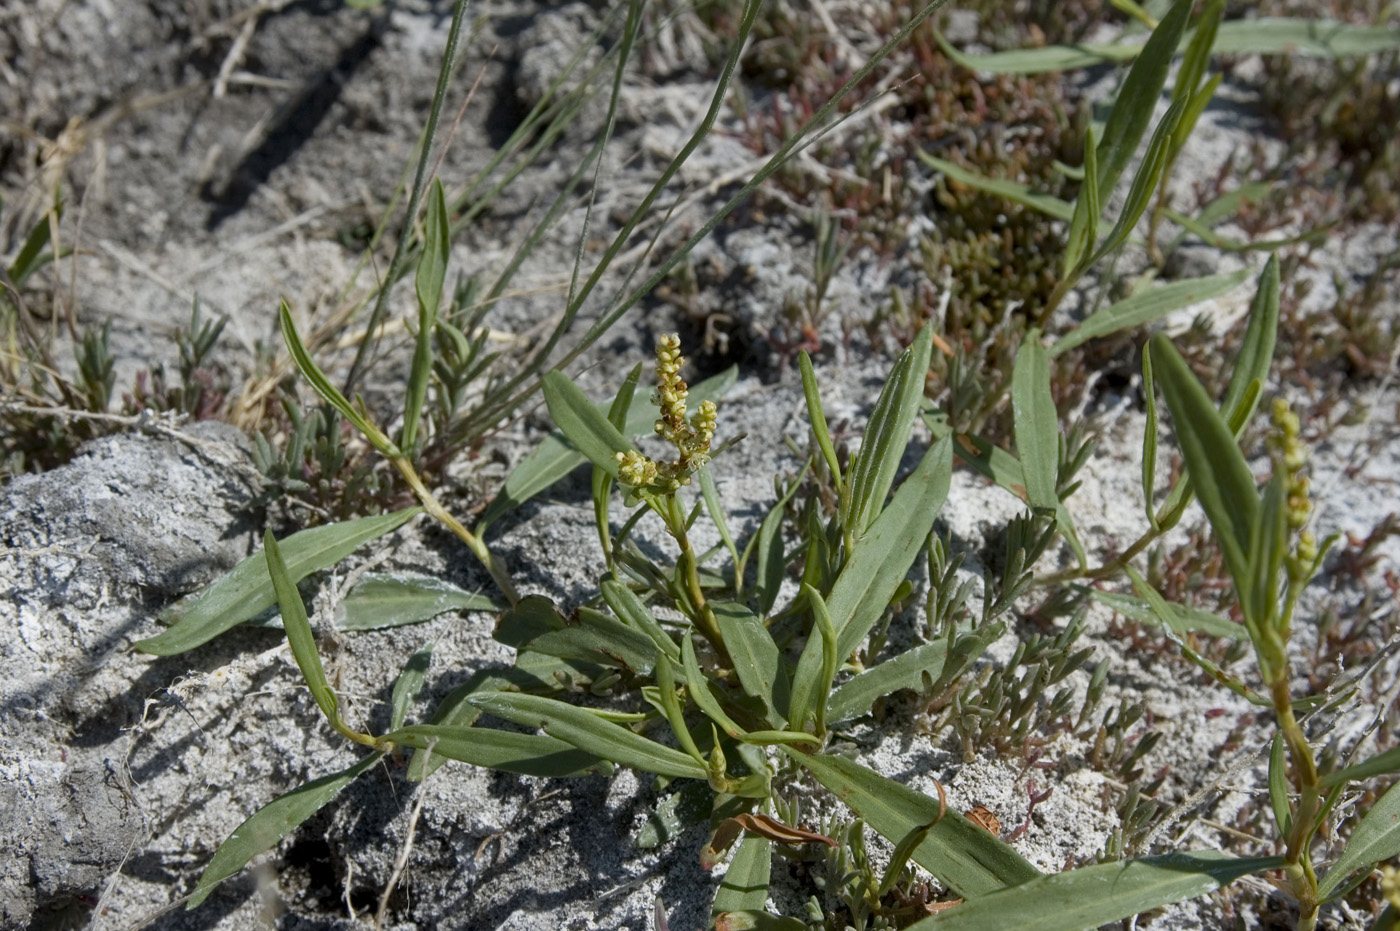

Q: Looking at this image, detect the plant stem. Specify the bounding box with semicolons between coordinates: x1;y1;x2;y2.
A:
392;456;520;606
666;496;728;663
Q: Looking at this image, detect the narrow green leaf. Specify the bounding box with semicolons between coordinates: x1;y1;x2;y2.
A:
638;781;712;848
1149;335;1259;594
714;601;788;727
279;302;398;456
826;639;950;725
1319;780;1400;900
881;819;938;898
1094;0;1192;205
785;749;1040;897
542;370;633;479
1062;126;1099;276
1163;207;1328;253
917;153;1074;221
188;753;381;908
800;350;843;489
847;326;934;535
336;572;501;631
1321;746;1400;791
1170;73;1221;158
8;200;61;284
653;654;705;763
389;642;433;731
832;436;953;659
1268;734;1291;834
1011;330;1058;512
1245;476;1288;632
682;635;745;739
713;833;772;917
789;586;840;734
403;180;449;454
1221;255;1279;424
911;852;1284;930
264;530;342;729
1085;588;1244;640
752;470;806;616
1142;346;1160;530
1051;269;1250;356
139;508;422;654
1174;0;1223;108
601;580;682;664
700;466;741;584
384;724;610;777
1090;97;1188;265
468;691;708;780
496;596;659;675
1212;17;1400;58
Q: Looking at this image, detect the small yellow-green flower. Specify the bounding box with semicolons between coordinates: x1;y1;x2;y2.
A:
616;335;718;494
1270;398;1316;579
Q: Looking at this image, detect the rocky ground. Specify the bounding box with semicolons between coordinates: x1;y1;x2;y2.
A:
3;2;1399;930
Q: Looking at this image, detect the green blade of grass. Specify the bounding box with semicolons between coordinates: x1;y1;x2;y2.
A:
783;749;1040;897
1050;269;1250;356
909;852;1284;930
468;691;708;780
384;724;611;777
1011;330;1058;512
389;642;433;731
1319;780;1400;900
138;508;422;655
402;179;449;455
916;154;1074;221
188;752;382;908
1149;334;1259;596
336;572;501;632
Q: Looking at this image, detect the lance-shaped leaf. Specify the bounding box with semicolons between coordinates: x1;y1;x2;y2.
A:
1062;126;1099;276
542;370;635;479
261;530;338;726
787;585;840;734
917;154;1074;221
189;752;382;908
832;435;953;659
402;180;449;455
847;325;934;535
279;301;397;455
826;639;951;725
1093;0;1191;205
682;635;746;739
468;691;708;780
1149;335;1259;599
1321;745;1400;790
495;595;658;675
336;572;501;631
713;833;772;917
389;642;433;731
909;852;1284;929
1051;269;1250;356
1319;780;1400;901
1086;589;1244;641
478;367;735;532
714;601;788;727
750;467;806;616
1221;255;1279;424
384;724;610;777
139;508;422;655
1011;330;1057;512
1269;734;1291;835
800;350;843;490
1090;96;1188;266
601;580;681;664
784;749;1040;897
